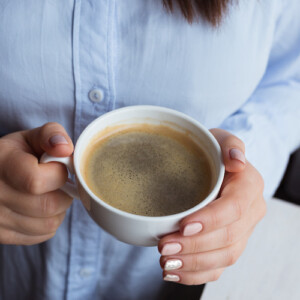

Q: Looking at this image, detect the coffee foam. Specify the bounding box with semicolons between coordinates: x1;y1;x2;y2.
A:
82;123;214;216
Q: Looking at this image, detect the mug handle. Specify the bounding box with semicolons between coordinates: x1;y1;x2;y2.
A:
40;153;80;199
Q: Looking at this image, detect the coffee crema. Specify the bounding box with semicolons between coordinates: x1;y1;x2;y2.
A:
82;123;214;216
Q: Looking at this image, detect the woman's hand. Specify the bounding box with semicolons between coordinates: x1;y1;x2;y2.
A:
0;123;73;245
158;128;266;285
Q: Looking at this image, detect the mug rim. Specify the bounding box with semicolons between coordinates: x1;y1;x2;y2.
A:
73;105;225;221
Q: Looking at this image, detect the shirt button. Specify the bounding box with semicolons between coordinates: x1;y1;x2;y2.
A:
88;88;104;103
79;268;93;278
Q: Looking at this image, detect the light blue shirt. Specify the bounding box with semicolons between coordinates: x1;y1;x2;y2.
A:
0;0;300;299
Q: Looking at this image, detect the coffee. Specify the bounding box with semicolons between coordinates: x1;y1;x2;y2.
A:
82;123;214;216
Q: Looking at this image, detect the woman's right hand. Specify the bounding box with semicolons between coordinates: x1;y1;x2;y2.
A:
0;123;74;245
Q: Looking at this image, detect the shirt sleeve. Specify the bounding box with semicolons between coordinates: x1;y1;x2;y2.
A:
219;0;300;198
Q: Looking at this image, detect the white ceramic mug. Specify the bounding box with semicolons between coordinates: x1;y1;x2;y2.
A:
41;106;225;246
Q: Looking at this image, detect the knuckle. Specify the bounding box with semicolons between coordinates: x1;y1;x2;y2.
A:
210;270;222;282
192;239;200;254
188;237;200;255
210;209;220;229
40;193;58;216
226;247;238;266
191;255;203;272
25;173;44;195
45;215;62;233
232;198;243;220
225;226;235;245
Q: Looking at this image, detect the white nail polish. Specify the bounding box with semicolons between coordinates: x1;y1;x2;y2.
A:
164;274;180;282
164;259;182;271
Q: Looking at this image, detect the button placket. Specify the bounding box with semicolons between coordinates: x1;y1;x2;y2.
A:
68;0;115;299
79;268;93;278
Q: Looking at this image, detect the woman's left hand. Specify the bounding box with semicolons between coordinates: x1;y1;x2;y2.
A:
158;128;266;285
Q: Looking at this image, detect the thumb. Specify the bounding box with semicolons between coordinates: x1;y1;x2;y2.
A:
209;128;246;173
25;122;74;157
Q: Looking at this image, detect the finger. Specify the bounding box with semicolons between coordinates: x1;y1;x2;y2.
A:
159;195;265;254
3;187;73;218
210;128;246;172
179;163;264;235
24;122;73;157
161;232;251;273
0;206;66;236
163;268;225;285
2;149;69;194
0;227;56;245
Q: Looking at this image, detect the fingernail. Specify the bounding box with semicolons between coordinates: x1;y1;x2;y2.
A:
229;148;246;164
49;135;68;146
183;222;203;236
164;274;180;282
164;259;182;271
161;243;182;256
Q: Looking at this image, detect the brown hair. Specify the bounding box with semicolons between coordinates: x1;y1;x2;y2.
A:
163;0;232;26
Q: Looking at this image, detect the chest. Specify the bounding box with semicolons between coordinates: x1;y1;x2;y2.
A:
0;0;281;134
